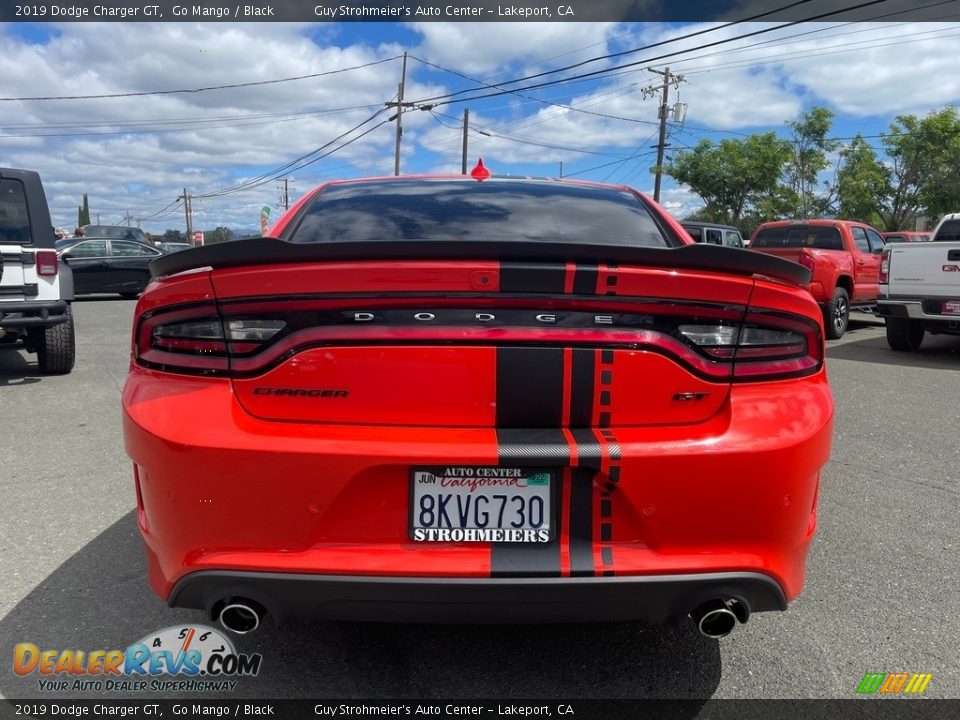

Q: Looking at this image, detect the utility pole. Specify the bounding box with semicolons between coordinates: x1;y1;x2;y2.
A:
180;188;193;244
643;67;685;203
460;108;470;174
278;177;294;211
123;210;134;226
559;161;563;178
385;52;408;176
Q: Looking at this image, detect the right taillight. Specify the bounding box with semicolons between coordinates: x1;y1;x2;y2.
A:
879;248;890;284
798;251;816;274
679;312;822;381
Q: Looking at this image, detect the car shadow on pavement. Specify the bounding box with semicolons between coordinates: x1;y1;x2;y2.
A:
0;512;720;704
0;347;42;385
828;331;960;370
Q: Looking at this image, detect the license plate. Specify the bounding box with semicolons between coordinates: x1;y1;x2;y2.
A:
943;301;960;315
409;466;553;543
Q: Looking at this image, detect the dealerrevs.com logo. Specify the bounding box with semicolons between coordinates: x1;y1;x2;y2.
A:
13;625;262;692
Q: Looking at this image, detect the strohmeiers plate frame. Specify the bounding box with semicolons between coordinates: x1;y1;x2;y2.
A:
408;466;557;543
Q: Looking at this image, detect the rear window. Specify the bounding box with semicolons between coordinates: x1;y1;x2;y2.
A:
84;226;148;243
286;180;676;248
752;225;843;250
0;179;32;245
934;220;960;242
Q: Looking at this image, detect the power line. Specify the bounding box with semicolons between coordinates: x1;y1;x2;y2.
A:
1;109;385;139
661;0;960;74
0;56;401;102
410;0;822;106
193;110;392;200
410;55;656;127
2;103;384;131
678;25;960;76
429;111;636;158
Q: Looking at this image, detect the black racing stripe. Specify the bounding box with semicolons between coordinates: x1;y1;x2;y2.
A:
500;262;566;293
496;429;570;464
569;468;595;577
571;428;602;472
492;430;568;578
569;348;595;428
572;264;599;295
496;348;564;427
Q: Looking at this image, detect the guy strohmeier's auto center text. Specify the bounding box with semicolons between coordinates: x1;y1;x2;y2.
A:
312;5;575;18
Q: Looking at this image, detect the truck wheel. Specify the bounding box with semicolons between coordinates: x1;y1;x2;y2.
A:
824;287;849;340
36;305;76;374
885;318;924;352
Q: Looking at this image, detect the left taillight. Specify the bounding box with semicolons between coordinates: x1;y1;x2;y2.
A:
36;250;58;277
679;312;822;381
879;248;890;284
135;304;286;375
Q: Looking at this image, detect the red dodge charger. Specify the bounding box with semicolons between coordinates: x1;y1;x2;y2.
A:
122;176;833;637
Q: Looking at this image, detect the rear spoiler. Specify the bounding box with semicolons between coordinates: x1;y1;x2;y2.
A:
150;237;811;286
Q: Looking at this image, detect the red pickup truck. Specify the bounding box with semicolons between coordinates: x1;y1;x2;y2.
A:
750;219;886;338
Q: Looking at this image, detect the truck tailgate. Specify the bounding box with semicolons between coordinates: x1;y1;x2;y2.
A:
886;242;960;297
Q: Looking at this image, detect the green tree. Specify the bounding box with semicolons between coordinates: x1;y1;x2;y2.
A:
881;107;960;230
667;132;792;225
205;226;234;245
162;229;185;243
785;107;838;218
77;194;91;227
832;135;888;227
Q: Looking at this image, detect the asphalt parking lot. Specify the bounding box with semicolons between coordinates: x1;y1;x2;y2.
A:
0;299;957;700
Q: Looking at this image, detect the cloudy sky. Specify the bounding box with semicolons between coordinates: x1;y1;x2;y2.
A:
2;15;960;234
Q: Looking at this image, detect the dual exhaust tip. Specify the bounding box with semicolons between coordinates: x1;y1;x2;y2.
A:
214;596;749;637
217;599;264;635
690;598;750;638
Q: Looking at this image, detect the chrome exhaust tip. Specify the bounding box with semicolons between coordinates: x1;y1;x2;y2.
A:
691;598;743;638
217;600;262;635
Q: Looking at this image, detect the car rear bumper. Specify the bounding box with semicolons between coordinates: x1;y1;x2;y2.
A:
0;299;69;328
169;569;786;624
123;367;833;619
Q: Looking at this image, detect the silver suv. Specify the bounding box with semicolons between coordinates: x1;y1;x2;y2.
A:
0;168;75;373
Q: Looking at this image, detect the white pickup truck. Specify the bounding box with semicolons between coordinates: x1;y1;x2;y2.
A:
876;213;960;350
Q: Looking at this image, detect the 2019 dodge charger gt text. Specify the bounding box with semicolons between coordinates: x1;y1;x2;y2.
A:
122;177;834;638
